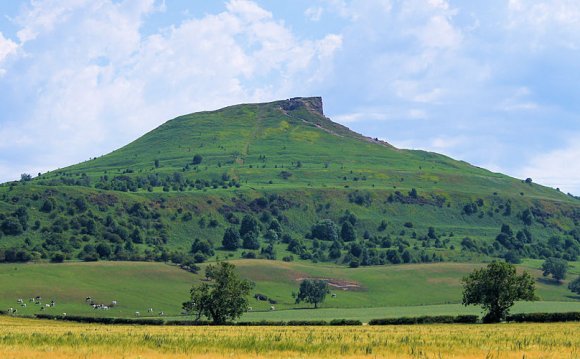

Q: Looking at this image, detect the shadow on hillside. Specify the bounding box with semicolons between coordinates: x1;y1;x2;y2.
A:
536;277;564;286
564;295;580;301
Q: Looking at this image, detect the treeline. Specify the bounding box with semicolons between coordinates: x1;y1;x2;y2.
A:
461;224;579;262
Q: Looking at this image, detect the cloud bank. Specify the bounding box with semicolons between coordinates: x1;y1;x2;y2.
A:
0;0;579;195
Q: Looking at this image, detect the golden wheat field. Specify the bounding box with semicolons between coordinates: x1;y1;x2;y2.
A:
0;316;578;358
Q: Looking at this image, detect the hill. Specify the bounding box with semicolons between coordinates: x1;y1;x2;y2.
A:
0;97;579;267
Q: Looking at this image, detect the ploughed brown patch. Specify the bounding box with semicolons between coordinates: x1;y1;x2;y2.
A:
295;277;364;291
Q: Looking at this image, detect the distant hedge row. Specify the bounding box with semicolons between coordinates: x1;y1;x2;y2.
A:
506;312;580;323
32;314;362;326
24;312;580;325
368;315;479;325
34;314;163;325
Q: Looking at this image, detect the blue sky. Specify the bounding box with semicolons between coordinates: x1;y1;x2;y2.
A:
0;0;579;194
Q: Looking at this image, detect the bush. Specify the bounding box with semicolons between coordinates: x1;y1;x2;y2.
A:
50;252;65;263
506;312;580;323
34;314;164;325
236;320;287;326
369;315;479;325
286;320;327;326
453;315;479;324
329;319;363;326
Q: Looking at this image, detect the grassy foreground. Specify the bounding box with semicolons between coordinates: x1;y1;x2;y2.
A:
0;316;578;358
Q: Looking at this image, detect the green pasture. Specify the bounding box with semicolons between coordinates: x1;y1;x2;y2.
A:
1;260;578;320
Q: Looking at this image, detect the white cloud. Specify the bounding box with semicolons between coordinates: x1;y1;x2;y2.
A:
0;0;342;183
0;32;18;76
507;0;580;49
305;7;323;21
416;15;462;49
499;86;539;112
333;112;389;123
519;136;580;195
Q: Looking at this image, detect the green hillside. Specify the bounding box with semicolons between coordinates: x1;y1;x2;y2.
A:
0;97;579;267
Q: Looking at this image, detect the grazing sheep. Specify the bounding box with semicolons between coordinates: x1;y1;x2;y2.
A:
148;308;153;313
62;313;66;317
331;293;337;298
270;306;275;311
111;300;117;306
159;311;164;316
248;307;253;311
135;311;140;317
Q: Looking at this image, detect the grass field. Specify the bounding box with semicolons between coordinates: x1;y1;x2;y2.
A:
1;260;578;320
0;316;578;358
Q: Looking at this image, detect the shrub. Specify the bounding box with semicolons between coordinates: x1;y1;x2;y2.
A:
369;315;479;325
329;319;363;326
506;312;580;323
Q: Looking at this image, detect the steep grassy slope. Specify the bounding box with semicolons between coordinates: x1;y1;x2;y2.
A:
0;97;579;266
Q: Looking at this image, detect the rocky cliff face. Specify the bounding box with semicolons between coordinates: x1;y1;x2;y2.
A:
280;97;324;116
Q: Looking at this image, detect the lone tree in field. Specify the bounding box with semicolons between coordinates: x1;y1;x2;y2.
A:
541;257;568;283
462;261;536;323
182;262;253;324
295;279;328;308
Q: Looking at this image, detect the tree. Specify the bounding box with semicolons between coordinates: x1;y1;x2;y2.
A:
191;238;214;256
311;219;339;241
295;279;328;308
222;227;241;250
242;231;260;250
182;262;253;324
568;276;580;295
462;261;536;323
340;221;356;242
240;215;260;237
192;154;203;165
541;257;568;282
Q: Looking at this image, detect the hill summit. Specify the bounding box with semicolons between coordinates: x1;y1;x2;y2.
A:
0;97;578;267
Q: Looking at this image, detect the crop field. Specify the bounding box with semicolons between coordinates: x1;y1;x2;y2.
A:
0;316;578;358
